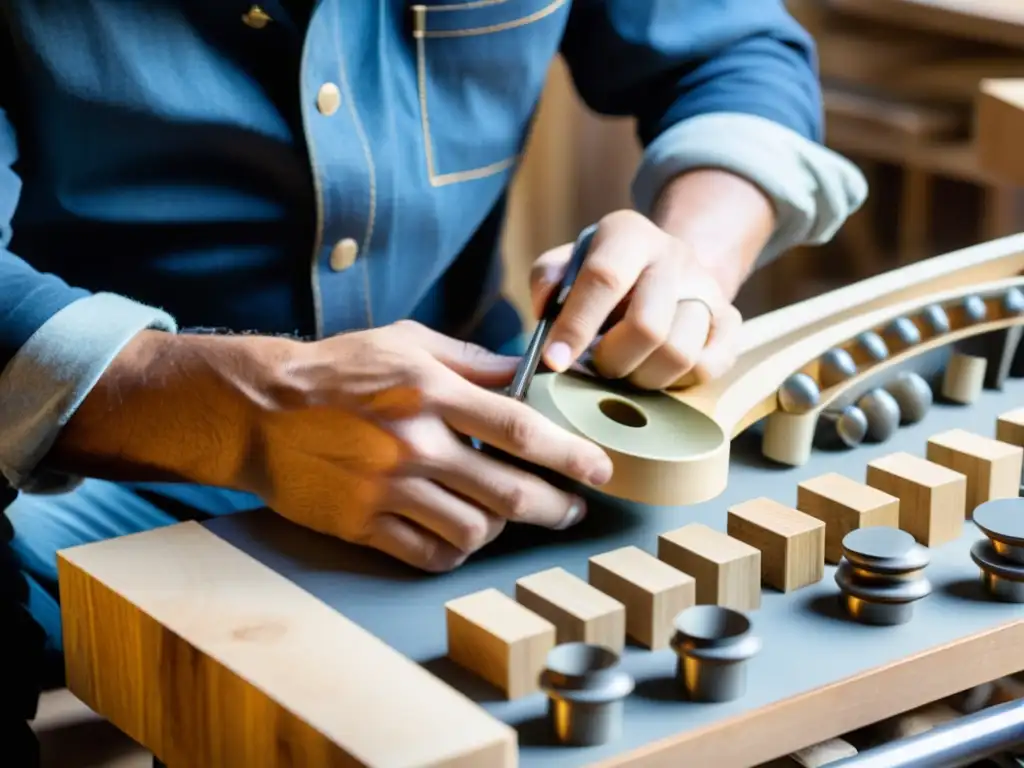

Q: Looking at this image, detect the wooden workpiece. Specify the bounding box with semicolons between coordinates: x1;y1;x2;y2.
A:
727;498;826;592
941;352;988;404
657;523;761;611
518;233;1024;505
926;428;1023;514
515;567;626;653
57;522;518;768
996;406;1024;447
588;546;695;650
866;452;967;547
445;588;556;700
796;473;901;563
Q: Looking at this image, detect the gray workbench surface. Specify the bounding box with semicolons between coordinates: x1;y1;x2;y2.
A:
206;382;1024;768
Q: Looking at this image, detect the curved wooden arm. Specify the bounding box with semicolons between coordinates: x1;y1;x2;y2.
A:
530;235;1024;507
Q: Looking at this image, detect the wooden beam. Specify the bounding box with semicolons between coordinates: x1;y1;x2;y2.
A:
58;522;516;768
978;79;1024;186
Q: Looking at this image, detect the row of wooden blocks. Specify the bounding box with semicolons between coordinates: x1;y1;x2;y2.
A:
444;413;1024;701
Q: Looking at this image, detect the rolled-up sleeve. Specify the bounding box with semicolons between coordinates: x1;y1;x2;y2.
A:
0;108;176;493
560;0;867;263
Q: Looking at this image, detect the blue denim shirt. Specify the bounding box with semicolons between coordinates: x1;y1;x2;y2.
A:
0;0;866;490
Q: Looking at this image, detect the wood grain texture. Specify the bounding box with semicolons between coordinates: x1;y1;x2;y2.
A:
588;546;695;650
657;524;761;611
941;353;988;404
796;474;900;564
58;522;517;768
727;498;826;592
515;567;626;653
996;406;1024;446
926;428;1024;514
446;589;556;701
865;452;967;547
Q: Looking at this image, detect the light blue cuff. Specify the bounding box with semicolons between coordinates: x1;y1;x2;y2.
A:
632;112;868;265
0;293;177;493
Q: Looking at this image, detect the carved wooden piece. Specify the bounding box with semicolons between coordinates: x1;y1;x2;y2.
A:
941;353;988;404
446;588;556;700
926;429;1023;515
515;567;626;653
726;498;825;592
657;524;761;611
866;452;967;547
526;234;1024;505
796;474;900;564
588;546;695;650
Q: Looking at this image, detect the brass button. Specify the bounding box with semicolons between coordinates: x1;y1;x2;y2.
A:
317;83;342;116
241;5;272;29
330;238;359;271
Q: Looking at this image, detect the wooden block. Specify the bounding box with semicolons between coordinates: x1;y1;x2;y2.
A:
996;407;1024;448
445;588;555;700
588;546;695;650
657;523;761;611
926;429;1023;515
727;498;825;592
941;353;987;404
866;452;967;547
515;567;626;653
796;473;900;563
58;522;519;768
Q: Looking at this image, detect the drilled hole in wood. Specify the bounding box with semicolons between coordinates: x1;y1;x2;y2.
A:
598;398;648;428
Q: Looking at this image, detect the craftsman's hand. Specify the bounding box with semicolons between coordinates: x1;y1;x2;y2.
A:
49;323;611;574
247;321;613;572
531;210;743;390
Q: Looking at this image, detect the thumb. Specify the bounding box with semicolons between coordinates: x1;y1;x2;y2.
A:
530;244;573;318
412;325;519;387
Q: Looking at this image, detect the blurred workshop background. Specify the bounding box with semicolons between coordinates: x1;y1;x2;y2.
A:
32;1;1024;766
500;0;1024;328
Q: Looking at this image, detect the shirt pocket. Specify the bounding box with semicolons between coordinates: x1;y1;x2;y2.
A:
410;0;570;187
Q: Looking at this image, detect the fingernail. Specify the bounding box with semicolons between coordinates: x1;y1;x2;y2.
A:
556;497;587;530
546;341;573;371
589;460;613;487
536;264;562;288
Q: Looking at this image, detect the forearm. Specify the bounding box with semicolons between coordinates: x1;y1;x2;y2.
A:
44;329;292;489
651;169;776;300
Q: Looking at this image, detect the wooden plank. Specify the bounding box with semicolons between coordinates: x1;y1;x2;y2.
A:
593;621;1024;767
58;522;517;768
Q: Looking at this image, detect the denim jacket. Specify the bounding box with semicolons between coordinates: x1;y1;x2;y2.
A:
0;0;865;490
